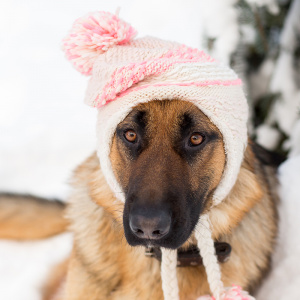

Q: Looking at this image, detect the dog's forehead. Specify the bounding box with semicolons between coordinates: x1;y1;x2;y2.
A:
118;99;219;133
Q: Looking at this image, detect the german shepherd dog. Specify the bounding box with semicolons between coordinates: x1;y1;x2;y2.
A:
0;99;281;300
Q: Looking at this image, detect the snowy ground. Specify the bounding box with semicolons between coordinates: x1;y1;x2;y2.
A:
256;156;300;300
0;1;299;299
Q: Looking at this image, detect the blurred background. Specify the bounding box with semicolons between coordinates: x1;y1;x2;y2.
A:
0;0;299;299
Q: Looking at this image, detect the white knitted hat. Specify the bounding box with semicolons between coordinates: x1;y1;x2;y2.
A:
63;11;254;300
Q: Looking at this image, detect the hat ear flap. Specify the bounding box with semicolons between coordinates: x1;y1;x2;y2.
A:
62;11;137;75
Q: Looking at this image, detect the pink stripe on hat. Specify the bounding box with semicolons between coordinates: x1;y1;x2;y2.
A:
94;78;242;108
97;46;215;106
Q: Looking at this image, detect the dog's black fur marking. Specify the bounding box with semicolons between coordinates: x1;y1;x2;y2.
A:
251;143;286;167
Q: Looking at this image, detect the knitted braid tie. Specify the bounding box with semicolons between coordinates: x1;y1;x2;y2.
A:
195;214;224;300
161;248;180;300
160;214;256;300
195;215;256;300
160;213;223;300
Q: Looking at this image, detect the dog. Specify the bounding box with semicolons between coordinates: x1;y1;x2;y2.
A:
0;99;281;300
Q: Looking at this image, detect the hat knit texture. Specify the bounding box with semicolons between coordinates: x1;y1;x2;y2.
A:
63;11;253;300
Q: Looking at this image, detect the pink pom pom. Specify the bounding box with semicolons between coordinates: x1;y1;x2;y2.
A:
62;11;137;75
197;285;255;300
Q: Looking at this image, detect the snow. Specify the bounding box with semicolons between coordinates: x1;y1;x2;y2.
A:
198;0;239;65
255;124;281;150
249;59;275;103
201;0;300;154
245;0;279;14
0;1;300;299
269;0;300;138
256;156;300;300
287;119;300;157
0;234;72;300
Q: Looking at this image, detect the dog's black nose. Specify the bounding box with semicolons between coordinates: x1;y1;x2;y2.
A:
129;211;171;240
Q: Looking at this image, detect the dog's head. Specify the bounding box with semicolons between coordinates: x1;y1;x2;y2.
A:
109;100;226;249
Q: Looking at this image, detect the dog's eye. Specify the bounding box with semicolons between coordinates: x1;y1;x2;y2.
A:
124;130;137;143
190;133;204;146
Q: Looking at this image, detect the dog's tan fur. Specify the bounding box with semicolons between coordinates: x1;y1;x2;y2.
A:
0;100;279;300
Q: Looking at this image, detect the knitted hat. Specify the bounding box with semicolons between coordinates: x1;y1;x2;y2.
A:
63;11;254;300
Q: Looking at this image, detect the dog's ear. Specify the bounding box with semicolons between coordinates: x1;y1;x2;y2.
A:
250;140;286;167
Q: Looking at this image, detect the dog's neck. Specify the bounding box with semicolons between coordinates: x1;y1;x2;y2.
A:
145;242;231;267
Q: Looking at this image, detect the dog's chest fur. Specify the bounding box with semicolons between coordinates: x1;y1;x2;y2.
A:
55;145;278;300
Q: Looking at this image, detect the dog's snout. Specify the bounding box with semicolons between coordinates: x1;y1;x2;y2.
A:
129;211;171;240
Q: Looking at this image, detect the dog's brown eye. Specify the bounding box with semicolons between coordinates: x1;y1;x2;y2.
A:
190;133;204;146
124;130;137;143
